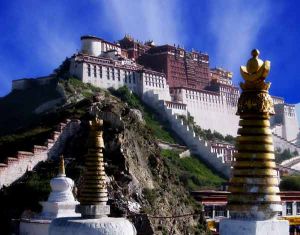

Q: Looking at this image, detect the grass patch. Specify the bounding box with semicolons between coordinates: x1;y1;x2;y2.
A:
0;127;52;161
161;149;225;190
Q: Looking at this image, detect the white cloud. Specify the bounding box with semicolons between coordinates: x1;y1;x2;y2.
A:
35;21;77;68
208;0;271;82
100;0;185;45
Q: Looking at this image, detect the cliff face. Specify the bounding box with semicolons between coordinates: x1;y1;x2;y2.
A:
62;91;208;234
0;78;211;234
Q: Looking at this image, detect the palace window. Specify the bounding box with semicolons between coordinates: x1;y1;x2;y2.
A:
87;64;91;77
99;66;102;78
107;67;110;80
297;202;300;215
94;66;97;77
133;72;135;83
112;68;115;80
286;202;293;215
118;69;120;81
125;71;127;83
204;206;213;218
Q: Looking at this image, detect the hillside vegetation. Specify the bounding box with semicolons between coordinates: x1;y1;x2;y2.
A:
161;149;224;190
110;86;177;143
0;78;220;235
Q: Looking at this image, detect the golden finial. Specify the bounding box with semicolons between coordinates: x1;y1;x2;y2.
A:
58;155;66;177
240;49;271;89
227;49;280;220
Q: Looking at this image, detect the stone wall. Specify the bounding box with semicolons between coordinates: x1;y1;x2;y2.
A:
272;133;300;154
12;76;54;91
0;120;81;188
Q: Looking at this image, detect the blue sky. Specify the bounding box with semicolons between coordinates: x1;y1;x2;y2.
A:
0;0;299;106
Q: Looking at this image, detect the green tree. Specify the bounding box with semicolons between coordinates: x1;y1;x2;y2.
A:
280;176;300;191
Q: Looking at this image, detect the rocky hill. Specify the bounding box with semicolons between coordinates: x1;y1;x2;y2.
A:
0;77;224;234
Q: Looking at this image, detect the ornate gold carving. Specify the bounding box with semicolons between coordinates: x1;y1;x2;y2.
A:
237;91;275;115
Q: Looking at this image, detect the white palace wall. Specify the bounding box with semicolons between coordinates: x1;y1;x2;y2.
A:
70;56;171;102
176;89;239;136
282;106;299;142
70;53;298;140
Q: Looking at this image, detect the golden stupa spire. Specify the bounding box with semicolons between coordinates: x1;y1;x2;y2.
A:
58;155;66;177
76;117;110;218
227;49;281;220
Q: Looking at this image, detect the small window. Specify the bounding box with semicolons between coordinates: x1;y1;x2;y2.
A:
107;67;110;80
297;202;300;215
286;202;293;215
99;66;102;78
87;64;91;77
215;206;226;217
133;72;135;83
204;206;213;218
94;66;97;77
118;69;120;81
112;68;115;80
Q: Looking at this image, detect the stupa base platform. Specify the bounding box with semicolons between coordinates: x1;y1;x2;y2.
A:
49;217;137;235
76;205;110;218
220;218;289;235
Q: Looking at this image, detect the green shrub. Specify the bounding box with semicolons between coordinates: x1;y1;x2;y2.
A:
161;149;224;190
280;176;300;191
275;149;295;163
143;188;158;206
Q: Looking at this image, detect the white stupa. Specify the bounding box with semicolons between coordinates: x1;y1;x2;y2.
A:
20;157;80;235
49;118;136;235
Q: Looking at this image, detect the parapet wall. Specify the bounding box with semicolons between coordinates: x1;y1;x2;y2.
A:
12;76;54;91
273;133;300;154
0;120;81;188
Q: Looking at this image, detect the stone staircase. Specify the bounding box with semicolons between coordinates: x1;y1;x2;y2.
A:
0;119;81;189
142;91;231;178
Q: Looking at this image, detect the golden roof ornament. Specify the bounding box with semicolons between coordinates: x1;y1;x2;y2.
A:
227;50;281;220
240;49;271;91
237;49;275;115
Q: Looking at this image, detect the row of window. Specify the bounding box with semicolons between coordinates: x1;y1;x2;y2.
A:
185;94;222;102
144;77;164;83
87;64;136;84
145;81;165;88
206;202;300;219
285;202;300;215
205;205;227;218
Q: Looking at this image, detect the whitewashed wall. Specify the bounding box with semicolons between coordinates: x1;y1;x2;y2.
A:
175;88;239;136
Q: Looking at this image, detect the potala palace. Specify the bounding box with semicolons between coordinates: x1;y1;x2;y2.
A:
11;35;300;168
67;35;299;141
